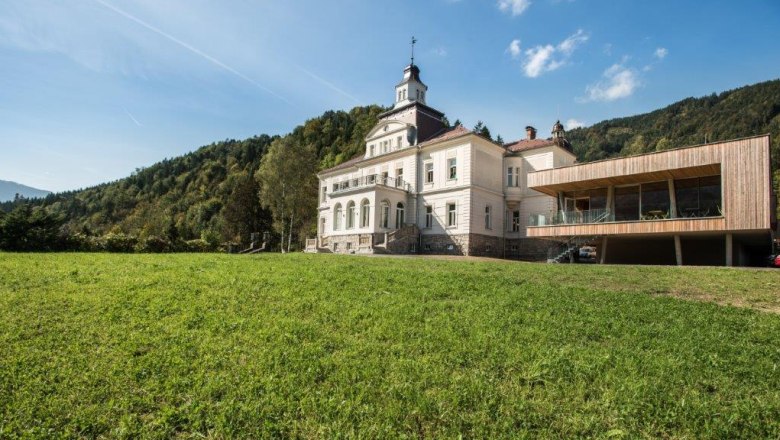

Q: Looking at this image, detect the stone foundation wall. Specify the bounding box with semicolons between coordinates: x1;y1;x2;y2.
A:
466;234;504;258
420;234;470;255
505;238;554;261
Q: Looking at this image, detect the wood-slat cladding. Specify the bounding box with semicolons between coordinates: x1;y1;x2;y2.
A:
527;135;771;237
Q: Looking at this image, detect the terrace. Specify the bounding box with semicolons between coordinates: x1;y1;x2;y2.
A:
329;174;411;196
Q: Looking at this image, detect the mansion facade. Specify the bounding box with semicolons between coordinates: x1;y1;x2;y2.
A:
307;61;775;266
308;62;576;259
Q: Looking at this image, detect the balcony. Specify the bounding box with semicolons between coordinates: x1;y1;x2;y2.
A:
529;209;613;226
330;174;411;196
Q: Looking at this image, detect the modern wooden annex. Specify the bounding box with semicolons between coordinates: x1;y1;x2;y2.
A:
525;135;776;266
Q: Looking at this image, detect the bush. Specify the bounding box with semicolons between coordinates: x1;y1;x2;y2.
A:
184;239;214;253
135;235;172;253
99;233;138;252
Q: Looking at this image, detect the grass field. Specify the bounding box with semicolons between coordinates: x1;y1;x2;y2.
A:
1;253;779;438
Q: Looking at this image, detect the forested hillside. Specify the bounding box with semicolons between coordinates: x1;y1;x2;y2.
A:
1;80;778;252
567;80;780;171
0;105;386;250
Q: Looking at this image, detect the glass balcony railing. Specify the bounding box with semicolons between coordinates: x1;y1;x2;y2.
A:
528;209;613;226
529;205;722;227
330;174;411;195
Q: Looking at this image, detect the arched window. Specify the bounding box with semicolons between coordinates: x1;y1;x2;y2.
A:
360;199;370;228
346;201;355;229
395;202;405;228
380;200;390;228
334;203;342;231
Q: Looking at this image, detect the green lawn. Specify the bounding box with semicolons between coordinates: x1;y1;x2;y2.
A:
1;253;779;438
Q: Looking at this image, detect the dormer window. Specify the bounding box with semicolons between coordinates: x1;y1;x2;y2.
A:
398;90;402;102
416;90;420;100
369;144;375;156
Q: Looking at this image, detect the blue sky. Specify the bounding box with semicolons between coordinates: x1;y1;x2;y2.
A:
1;0;778;192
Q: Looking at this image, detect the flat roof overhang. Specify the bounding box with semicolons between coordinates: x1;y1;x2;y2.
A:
528;163;721;196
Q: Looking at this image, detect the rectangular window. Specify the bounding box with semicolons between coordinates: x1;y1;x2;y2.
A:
507;167;514;187
447;203;457;227
515;167;521;187
396;168;403;187
675;175;722;218
614;185;640;221
369;144;375;156
425;162;434;183
448;158;457;180
641;181;671;219
381;203;389;228
425;205;433;228
511;210;521;232
485;205;492;230
320;186;326;203
397;136;403;149
381;171;389;185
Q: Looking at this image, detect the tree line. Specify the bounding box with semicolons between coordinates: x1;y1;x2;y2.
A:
1;79;777;252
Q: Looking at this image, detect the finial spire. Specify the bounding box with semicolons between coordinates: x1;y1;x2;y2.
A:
410;36;417;65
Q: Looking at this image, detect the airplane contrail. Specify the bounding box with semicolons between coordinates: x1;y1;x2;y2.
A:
93;0;291;105
297;66;362;105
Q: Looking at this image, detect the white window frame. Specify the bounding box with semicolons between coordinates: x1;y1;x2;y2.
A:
334;204;342;231
447;202;457;228
346;201;355;229
381;201;390;228
396;167;404;187
395;202;405;229
360;199;370;228
425;205;433;229
511;210;521;232
424;161;434;184
448;158;457;180
514;167;521;187
369;144;375;156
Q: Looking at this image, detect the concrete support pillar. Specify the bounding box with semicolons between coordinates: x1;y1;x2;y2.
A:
726;233;733;266
668;179;677;219
600;236;608;264
674;235;683;266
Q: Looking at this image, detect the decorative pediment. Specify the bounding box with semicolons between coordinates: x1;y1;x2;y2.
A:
365;120;413;141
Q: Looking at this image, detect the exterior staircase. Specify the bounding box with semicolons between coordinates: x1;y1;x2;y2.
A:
375;224;420;254
547;235;601;263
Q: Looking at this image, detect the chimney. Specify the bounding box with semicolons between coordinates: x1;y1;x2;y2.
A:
525;126;537;140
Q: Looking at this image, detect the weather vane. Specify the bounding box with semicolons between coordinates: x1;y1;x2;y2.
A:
410;36;417;65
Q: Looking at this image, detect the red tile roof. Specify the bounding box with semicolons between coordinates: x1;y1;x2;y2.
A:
504;138;557;153
418;125;471;147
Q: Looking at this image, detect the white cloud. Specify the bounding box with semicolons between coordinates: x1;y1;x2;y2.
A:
566;118;585;129
558;29;588;55
498;0;531;16
518;29;589;78
582;63;640;102
654;47;668;60
507;39;521;59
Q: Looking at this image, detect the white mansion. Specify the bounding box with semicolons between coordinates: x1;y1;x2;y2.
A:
308;62;577;258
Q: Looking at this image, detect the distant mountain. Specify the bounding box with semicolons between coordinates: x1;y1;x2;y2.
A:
0;180;51;202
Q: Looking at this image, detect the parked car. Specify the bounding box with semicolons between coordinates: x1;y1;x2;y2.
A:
579;246;597;259
767;254;780;268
